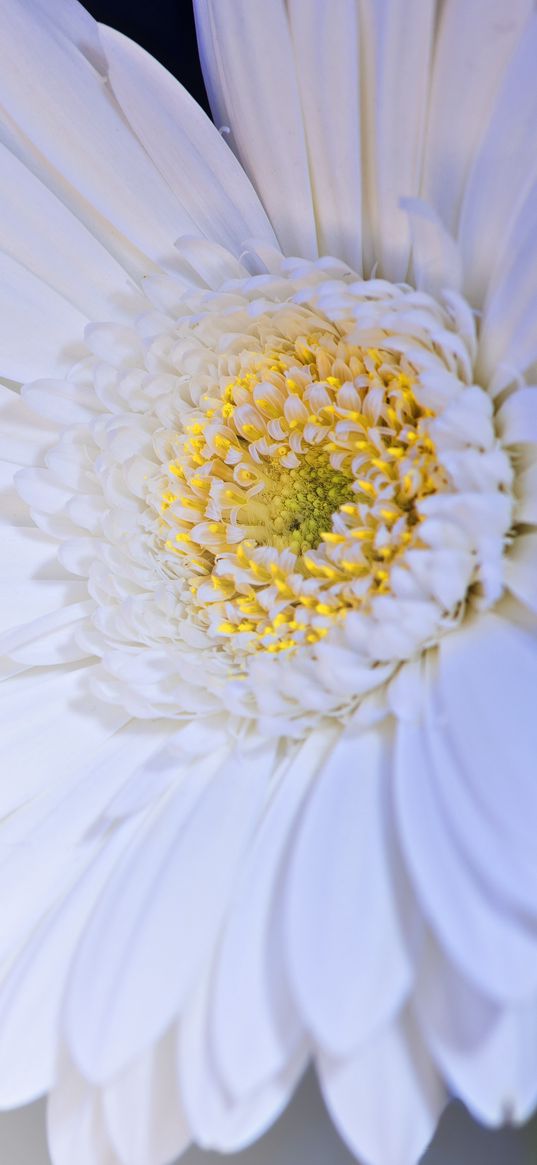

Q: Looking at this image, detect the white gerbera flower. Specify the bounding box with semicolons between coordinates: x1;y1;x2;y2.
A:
1;1;537;1163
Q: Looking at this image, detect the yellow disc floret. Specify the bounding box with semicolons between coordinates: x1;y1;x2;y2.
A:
159;323;448;653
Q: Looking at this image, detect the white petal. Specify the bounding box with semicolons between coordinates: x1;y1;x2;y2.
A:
515;460;537;524
98;25;276;257
0;459;33;527
21;378;99;426
194;0;318;258
0;142;138;321
1;717;176;849
396;612;537;1002
0;823;139;1108
497;387;537;445
212;732;330;1099
173;236;249;288
0;668;127;823
15;468;75;515
458;10;537;306
401;197;463;297
0;525;69;581
0;252;86;382
422;0;532;238
64;745;274;1081
284;0;362;272
286;724;418;1059
417;938;537;1127
319;1011;445;1165
179;967;307;1153
0;600;94;666
0;580;88;635
505;532;537;614
103;1029;190;1165
0;383;56;467
47;1054;121;1165
0;0;202;267
358;0;435;279
478;184;537;387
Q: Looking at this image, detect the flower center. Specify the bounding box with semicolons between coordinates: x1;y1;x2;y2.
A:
249;450;353;555
24;258;514;725
158;326;451;654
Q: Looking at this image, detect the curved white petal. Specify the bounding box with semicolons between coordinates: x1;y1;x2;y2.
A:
422;0;532;238
515;460;537;525
478;181;537;387
284;0;363;272
0;525;68;582
98;25;277;258
505;533;537;615
458;10;537;306
103;1029;190;1165
0;252;87;382
286;723;418;1059
497;387;537;445
0;668;127;824
0;822;140;1108
0;0;210;270
0;383;57;467
0;579;88;634
417;938;537;1127
396;613;537;1002
401;197;463;297
64;745;274;1082
47;1054;121;1165
211;732;331;1099
0;143;139;322
319;1010;445;1165
179;966;308;1153
193;0;318;259
358;0;435;280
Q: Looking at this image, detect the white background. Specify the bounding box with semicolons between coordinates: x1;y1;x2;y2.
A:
1;1071;534;1165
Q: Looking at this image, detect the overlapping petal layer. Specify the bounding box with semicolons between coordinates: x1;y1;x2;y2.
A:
1;2;537;1165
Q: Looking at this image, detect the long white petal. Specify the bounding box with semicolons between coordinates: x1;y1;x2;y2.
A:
497;387;537;445
505;533;537;615
98;25;277;258
47;1054;121;1165
0;0;205;268
396;613;537;1002
477;182;537;386
103;1029;190;1165
284;0;363;272
417;938;537;1127
193;0;318;259
422;0;532;238
64;745;274;1082
0;143;139;322
0;822;140;1108
286;723;418;1059
358;0;435;279
0;252;87;382
0;383;56;467
179;966;307;1153
319;1010;445;1165
211;732;330;1099
458;10;537;306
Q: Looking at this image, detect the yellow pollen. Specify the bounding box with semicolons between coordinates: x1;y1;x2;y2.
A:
158;331;447;656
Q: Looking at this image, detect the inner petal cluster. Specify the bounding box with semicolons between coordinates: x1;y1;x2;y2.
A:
158;327;453;655
25;258;515;727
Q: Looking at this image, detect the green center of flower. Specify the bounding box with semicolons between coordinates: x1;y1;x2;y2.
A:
240;451;354;556
158;323;447;654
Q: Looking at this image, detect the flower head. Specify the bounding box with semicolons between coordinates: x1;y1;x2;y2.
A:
2;2;537;1165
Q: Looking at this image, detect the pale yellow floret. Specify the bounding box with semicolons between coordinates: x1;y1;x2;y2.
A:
159;328;446;655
